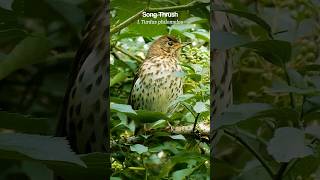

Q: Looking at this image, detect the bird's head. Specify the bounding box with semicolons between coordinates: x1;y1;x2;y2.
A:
146;35;182;58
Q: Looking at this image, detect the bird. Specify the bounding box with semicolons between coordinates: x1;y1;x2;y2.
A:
56;3;109;154
55;0;232;158
128;35;184;114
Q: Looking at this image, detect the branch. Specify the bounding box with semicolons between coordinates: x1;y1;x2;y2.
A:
223;129;275;179
110;122;210;146
274;162;289;180
113;46;143;63
110;1;210;35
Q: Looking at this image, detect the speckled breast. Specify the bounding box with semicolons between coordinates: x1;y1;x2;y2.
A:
130;56;183;113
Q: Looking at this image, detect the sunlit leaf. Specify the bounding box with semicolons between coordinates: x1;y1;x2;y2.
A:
193;102;208;113
170;134;186;141
111;103;137;115
130;144;148;154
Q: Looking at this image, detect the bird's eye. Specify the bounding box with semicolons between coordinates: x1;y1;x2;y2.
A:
168;41;173;46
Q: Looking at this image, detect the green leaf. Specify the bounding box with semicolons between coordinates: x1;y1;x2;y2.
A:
44;0;85;29
0;111;50;134
267;127;313;162
111;177;122;180
0;0;14;10
151;119;167;129
193;102;208;113
49;153;110;180
235;166;271;180
131;110;170;123
159;152;208;178
169;94;194;107
170;135;186;141
0;29;27;44
110;103;137;115
305;125;320;139
110;71;127;87
130;144;148;154
242;40;292;67
193;31;209;42
215;103;272;130
0;35;50;80
283;156;320;179
287;67;308;89
212;31;251;50
268;80;317;95
0;133;85;167
303;96;320;114
212;5;272;36
172;167;196;180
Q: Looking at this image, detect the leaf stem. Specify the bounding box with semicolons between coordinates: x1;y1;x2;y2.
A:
192;113;200;132
283;65;296;109
274;162;289;180
224;129;275;178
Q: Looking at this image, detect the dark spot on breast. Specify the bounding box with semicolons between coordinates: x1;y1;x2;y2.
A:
93;62;100;73
77;118;83;131
71;87;76;99
90;132;96;143
212;107;217;115
220;91;225;98
96;74;103;86
101;110;107;123
75;103;82;116
85;141;92;153
69;105;74;119
103;88;108;99
87;113;95;125
85;84;93;94
95;100;100;113
78;71;85;83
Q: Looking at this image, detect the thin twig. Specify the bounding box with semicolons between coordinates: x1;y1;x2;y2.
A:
224;129;275;179
274;163;289;180
113;46;143;63
192;113;200;132
283;65;296;109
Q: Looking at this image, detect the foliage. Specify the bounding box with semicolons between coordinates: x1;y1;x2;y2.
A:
213;0;320;179
110;0;210;179
0;0;319;179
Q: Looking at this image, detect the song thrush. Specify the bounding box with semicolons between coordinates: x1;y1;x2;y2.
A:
129;35;183;113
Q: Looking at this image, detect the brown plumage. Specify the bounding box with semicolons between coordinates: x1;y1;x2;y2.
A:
129;35;183;113
56;4;109;154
